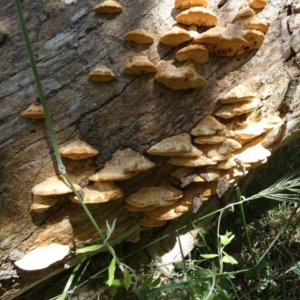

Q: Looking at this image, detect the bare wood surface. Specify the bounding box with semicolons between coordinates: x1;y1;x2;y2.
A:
0;0;300;298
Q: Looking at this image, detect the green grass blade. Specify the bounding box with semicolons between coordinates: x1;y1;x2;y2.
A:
14;0;64;170
14;0;122;270
255;202;300;267
237;187;256;264
61;257;88;300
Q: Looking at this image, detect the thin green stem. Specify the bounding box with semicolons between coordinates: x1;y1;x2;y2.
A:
14;0;64;171
14;0;121;267
237;187;256;264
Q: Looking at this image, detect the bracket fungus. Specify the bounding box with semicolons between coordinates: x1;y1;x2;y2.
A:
194;25;248;56
124;29;154;44
218;85;256;104
15;243;69;271
219;138;242;154
123;55;158;75
167;154;217;167
249;0;267;9
235;3;256;19
155;61;206;90
171;167;221;183
174;0;208;9
89;148;155;181
30;195;59;213
159;26;193;47
144;201;183;221
138;216;167;227
147;133;202;157
191;115;226;136
32;175;80;196
241;15;270;34
233;142;271;166
68;181;123;203
59;140;99;160
94;0;122;13
125;203;158;212
21;103;46;119
88;65;116;82
125;184;183;208
233;122;266;141
175;44;209;64
215;98;260;119
194;135;226;145
175;7;218;27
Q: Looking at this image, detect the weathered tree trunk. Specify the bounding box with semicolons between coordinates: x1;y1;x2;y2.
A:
0;0;300;298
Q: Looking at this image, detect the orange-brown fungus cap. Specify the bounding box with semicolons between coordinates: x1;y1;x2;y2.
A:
242;15;270;34
89;148;155;181
125;184;183;207
235;3;255;19
21;103;46;119
175;7;217;27
88;65;116;82
155;61;206;90
194;25;247;56
233;142;271;164
125;203;158;212
243;29;265;51
138;216;167;227
194;135;226;145
94;1;122;13
147;133;197;156
215;98;260;119
123;55;157;75
218;84;256;104
68;181;123;203
160;26;192;47
32;175;81;196
144;201;183;220
59;140;99;160
249;0;267;9
176;44;209;64
175;0;208;9
30;195;59;213
124;29;154;44
191;115;226;136
167;154;217;167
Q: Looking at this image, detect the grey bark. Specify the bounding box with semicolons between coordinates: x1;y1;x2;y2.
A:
0;0;300;298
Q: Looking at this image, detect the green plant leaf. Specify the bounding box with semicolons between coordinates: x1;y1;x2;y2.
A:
201;254;218;259
219;234;234;246
217;284;231;300
75;244;103;254
107;257;116;286
222;251;238;265
137;277;154;290
194;269;211;277
151;277;161;287
153;253;162;263
111;279;124;286
109;285;117;296
124;269;132;289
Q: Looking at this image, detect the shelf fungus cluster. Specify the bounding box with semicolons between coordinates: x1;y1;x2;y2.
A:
31;145;155;210
88;0;269;90
126;85;282;227
193;2;270;57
